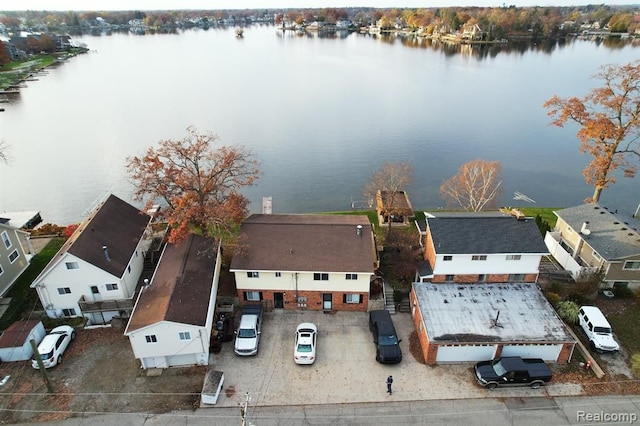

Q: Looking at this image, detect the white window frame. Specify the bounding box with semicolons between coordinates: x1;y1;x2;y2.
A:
506;255;521;261
106;283;118;291
145;335;158;343
623;261;640;270
8;249;18;263
314;273;329;281
246;291;260;301
345;294;360;304
443;255;453;261
1;231;11;249
346;273;358;280
471;255;487;261
247;271;259;278
62;308;76;316
275;272;281;277
65;262;79;270
179;331;191;340
57;287;71;295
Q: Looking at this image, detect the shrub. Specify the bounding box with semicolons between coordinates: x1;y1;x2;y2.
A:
545;292;561;307
632;353;640;378
550;281;564;295
556;300;579;324
613;286;634;299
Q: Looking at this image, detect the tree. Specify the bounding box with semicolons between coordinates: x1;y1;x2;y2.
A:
126;126;260;243
544;61;640;203
363;161;413;232
440;159;503;211
0;42;10;67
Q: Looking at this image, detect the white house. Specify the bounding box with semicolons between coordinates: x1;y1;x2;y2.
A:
415;211;549;284
30;195;153;325
230;214;378;312
0;219;35;297
124;234;221;369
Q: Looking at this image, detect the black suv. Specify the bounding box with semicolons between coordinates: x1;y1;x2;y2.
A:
368;310;402;364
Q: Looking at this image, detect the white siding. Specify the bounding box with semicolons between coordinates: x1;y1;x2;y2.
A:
435;344;497;363
234;271;371;293
433;253;542;276
128;322;207;369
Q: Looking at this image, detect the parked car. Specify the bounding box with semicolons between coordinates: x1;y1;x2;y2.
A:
294;322;317;365
234;304;263;356
578;306;620;353
474;356;552;389
368;310;402;364
31;325;75;369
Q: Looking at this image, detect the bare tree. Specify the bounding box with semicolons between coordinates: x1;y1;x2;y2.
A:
126;126;260;243
440;159;503;211
363;161;413;231
544;60;640;202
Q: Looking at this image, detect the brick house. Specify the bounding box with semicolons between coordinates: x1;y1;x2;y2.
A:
415;212;549;284
230;214;379;312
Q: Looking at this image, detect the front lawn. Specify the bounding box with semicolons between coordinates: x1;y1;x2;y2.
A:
606;300;640;356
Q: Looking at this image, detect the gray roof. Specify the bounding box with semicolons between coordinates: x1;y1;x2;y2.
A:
230;214;376;273
427;216;548;255
555;203;640;260
413;283;574;343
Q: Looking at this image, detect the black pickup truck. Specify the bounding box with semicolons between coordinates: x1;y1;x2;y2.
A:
474;356;552;389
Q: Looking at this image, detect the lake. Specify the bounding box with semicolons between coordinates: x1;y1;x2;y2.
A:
1;26;639;225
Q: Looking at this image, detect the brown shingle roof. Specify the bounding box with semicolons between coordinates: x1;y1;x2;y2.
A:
0;320;41;348
229;214;376;273
126;234;217;332
376;190;413;214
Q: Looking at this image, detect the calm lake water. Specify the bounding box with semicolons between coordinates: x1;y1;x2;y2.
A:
1;26;639;225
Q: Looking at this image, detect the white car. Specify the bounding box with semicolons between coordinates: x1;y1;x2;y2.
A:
294;323;317;365
32;325;75;369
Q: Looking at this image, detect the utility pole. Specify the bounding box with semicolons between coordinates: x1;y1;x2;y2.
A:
29;339;54;393
240;392;254;426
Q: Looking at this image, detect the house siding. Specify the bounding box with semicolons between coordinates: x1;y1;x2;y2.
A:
0;225;30;296
128;321;208;367
431;273;538;284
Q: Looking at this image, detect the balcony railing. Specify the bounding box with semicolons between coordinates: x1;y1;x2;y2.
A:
544;232;599;280
78;295;135;313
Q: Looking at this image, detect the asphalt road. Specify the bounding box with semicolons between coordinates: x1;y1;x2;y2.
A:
30;395;640;425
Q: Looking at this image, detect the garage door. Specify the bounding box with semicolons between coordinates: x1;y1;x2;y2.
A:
435;344;497;363
166;353;199;368
500;344;562;361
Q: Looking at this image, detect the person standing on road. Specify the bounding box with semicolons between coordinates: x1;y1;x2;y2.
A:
386;375;393;395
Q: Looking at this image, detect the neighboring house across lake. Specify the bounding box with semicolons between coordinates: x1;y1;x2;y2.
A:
230;214;379;312
31;194;154;325
0;218;36;297
545;203;640;290
125;235;221;369
415;211;549;284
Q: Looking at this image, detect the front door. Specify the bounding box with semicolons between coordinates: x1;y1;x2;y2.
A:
274;292;284;309
90;285;102;301
322;293;332;310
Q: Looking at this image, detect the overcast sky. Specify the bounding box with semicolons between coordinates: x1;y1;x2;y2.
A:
0;0;636;12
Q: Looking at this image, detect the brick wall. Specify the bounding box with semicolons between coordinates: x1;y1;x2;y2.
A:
237;289;368;312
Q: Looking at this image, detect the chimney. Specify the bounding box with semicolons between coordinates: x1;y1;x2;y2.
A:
580;222;591;236
357;225;363;237
102;245;111;262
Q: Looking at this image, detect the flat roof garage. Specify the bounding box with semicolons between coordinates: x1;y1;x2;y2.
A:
410;283;576;364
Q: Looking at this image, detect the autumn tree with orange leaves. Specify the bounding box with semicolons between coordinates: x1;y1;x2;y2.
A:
440;159;503;211
126;127;259;243
544;60;640;203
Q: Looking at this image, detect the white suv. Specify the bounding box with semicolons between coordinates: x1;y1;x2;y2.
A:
578;306;619;353
32;325;75;369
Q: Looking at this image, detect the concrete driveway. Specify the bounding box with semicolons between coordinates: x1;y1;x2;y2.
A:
208;310;583;408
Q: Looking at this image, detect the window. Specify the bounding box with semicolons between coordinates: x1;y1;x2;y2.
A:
508;274;525;282
443;255;453;261
244;291;262;301
106;283;118;291
506;255;521;261
346;273;358;280
623;261;640;270
62;308;76;316
0;264;3;276
247;271;259;278
1;231;10;249
65;262;79;270
592;251;602;262
275;272;281;277
179;332;191;340
145;335;158;343
445;274;454;282
90;286;99;294
57;287;71;295
314;273;329;281
8;250;18;263
127;265;131;273
344;294;362;304
471;255;487;261
478;274;486;282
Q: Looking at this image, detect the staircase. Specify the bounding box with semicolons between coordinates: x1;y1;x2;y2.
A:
383;281;396;315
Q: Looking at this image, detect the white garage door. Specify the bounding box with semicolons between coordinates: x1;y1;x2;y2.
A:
167;353;199;368
500;344;562;361
436;344;497;363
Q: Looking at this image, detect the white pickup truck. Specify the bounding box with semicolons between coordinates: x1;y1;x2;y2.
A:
234;304;263;356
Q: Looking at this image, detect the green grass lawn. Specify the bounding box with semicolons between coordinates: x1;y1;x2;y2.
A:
608;302;640;355
520;207;561;228
0;238;65;330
